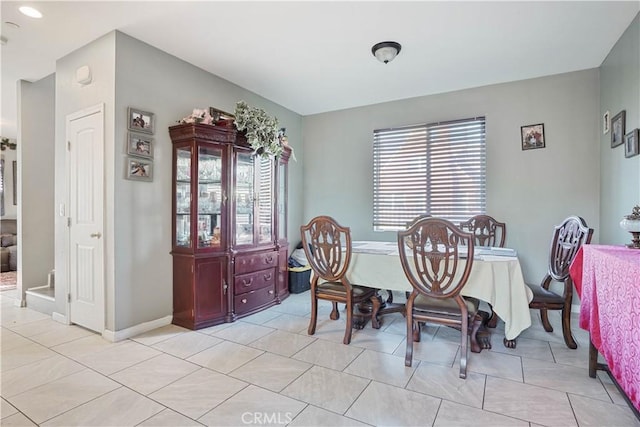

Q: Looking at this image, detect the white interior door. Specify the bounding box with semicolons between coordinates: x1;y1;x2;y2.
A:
67;106;104;332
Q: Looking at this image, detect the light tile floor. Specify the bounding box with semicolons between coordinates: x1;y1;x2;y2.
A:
1;289;639;426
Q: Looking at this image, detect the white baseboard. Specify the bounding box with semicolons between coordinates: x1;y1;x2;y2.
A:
102;315;173;342
52;311;69;324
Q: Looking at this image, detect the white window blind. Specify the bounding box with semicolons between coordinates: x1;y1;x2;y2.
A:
373;117;486;231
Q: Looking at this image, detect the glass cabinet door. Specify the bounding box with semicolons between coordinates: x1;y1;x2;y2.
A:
257;157;274;244
277;160;287;240
175;147;192;248
235;152;254;245
197;146;223;249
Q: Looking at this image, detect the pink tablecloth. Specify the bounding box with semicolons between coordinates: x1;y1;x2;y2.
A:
570;244;640;411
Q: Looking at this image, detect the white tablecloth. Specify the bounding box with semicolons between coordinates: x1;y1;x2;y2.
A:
346;241;533;340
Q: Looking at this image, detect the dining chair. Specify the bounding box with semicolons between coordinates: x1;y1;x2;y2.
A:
397;216;482;378
459;214;507;329
527;215;593;349
300;215;380;345
459;214;506;248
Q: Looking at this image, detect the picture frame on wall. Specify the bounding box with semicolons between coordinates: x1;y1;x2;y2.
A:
126;157;153;182
611;110;625;148
602;111;610;134
624;129;639;158
127;132;154;159
128;107;155;134
209;107;235;126
521;123;545;150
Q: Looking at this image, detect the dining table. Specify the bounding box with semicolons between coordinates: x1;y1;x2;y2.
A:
569;244;640;415
346;241;533;348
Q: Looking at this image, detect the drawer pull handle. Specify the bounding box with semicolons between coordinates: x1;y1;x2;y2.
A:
241;298;247;304
268;290;274;295
265;256;273;264
264;274;272;280
242;278;253;287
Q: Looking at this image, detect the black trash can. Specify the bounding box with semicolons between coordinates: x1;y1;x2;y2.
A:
288;266;312;294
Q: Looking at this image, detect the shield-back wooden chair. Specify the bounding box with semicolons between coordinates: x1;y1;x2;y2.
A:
300;215;380;345
459;214;506;248
459;214;507;328
397;216;482;378
527;215;593;349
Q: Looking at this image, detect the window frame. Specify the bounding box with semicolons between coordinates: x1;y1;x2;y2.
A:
373;116;486;231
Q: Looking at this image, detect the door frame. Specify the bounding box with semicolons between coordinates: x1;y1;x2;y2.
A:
64;103;105;333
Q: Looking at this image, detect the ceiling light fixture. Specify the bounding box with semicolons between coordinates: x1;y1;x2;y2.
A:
371;41;402;64
19;6;43;18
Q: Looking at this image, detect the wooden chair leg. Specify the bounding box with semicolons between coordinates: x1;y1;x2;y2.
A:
330;301;340;320
370;295;381;329
308;294;318;335
343;302;353;345
469;313;483;353
561;307;577;349
413;321;421;342
540;308;553;332
486;303;498;328
459;315;469;379
405;312;414;367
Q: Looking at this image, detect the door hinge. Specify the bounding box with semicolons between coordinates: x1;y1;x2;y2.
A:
67;293;71;303
67;217;71;227
67;141;71;151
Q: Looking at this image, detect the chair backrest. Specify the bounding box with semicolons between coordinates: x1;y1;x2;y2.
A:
300;216;351;282
459;214;506;247
548;216;593;281
397;217;475;299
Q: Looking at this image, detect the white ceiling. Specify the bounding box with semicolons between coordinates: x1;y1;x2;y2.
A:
1;1;638;138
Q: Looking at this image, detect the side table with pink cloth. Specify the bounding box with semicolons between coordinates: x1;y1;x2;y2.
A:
569;244;640;413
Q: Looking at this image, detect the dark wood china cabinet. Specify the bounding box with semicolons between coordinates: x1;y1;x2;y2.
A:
169;123;290;329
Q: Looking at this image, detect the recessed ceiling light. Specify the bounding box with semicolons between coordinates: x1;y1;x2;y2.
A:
19;6;43;19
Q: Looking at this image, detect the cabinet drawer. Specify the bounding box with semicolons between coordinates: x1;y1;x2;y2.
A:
235;251;278;275
234;268;276;295
235;286;276;315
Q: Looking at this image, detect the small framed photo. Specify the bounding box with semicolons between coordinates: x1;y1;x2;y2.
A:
603;111;610;134
209;107;235;123
127;133;154;159
128;107;155;134
624;129;639;158
521;123;545;150
611;110;625;148
126;157;153;182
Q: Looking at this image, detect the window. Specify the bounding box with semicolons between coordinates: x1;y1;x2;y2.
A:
373;117;486;231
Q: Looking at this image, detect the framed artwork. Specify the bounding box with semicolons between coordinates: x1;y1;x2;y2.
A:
128;107;155;134
611;110;625;148
602;111;610;134
126;157;153;182
521;123;545;150
127;132;154;159
624;129;639;158
209;107;235;124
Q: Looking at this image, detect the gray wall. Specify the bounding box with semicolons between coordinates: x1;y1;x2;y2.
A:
599;13;640;244
111;32;303;331
302;69;601;283
53;31;303;333
17;75;55;295
54;32;118;325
